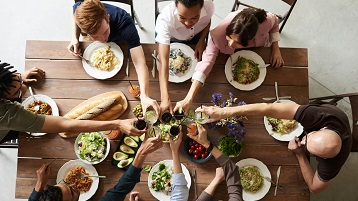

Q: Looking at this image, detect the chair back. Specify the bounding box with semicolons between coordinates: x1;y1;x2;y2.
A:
155;0;174;21
0;139;18;148
309;93;358;152
231;0;297;33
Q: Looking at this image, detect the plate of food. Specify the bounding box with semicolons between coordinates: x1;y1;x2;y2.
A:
56;159;99;201
22;94;59;136
82;41;123;79
225;50;266;91
236;158;271;201
264;100;303;141
148;160;191;201
168;43;197;83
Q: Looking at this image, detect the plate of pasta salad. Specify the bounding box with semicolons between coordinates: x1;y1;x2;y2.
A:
82;41;123;79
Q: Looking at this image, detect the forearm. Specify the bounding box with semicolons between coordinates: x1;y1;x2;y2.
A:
34;180;47;192
72;15;81;40
132;148;146;169
271;41;280;53
296;153;321;192
172;151;183;174
40;116;120;133
199;21;211;43
183;80;202;103
158;44;170;101
130;46;150;98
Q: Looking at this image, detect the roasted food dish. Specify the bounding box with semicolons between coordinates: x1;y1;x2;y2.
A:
266;117;298;134
65;166;93;192
26;101;52;115
92;46;119;71
232;56;260;84
240;166;264;193
169;49;191;76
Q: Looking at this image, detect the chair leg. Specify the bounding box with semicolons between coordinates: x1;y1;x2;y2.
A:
133;11;144;30
279;0;297;33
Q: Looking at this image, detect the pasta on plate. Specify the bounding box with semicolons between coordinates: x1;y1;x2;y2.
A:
92;46;119;71
65;166;93;192
240;166;264;193
169;49;191;77
26;101;52;115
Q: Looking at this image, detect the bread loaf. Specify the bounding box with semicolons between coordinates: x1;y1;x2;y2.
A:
76;99;116;120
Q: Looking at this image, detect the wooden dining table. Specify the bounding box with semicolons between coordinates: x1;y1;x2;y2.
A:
16;40;309;200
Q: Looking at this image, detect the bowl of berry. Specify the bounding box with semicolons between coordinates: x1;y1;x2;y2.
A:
183;137;212;164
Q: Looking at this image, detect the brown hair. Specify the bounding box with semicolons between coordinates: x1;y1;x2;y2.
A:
226;8;267;47
74;0;108;35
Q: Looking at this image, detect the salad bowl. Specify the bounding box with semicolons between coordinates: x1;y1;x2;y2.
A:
75;132;110;165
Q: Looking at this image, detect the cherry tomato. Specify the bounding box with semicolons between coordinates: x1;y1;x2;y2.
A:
188;149;193;154
202;154;207;158
195;144;199;148
191;145;195;150
35;100;42;105
198;147;203;152
193;150;198;155
205;151;208;155
194;155;199;159
189;142;193;146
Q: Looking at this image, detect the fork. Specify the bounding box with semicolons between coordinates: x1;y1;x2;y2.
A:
76;173;106;179
264;176;287;194
70;50;93;67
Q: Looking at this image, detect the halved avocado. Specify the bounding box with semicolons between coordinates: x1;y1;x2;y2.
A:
139;134;145;141
120;144;135;154
124;137;138;148
117;157;134;168
113;152;128;161
130;136;140;142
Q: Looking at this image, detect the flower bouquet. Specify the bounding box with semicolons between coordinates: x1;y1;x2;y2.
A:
208;92;247;157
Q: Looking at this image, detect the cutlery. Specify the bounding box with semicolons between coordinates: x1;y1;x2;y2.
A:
70;50;93;67
46;159;57;171
126;49;130;77
259;64;271;68
193;169;197;199
264;176;286;194
275;82;280;103
76;173;106;179
262;96;291;101
26;135;41;141
28;87;39;112
151;53;160;64
152;50;156;78
274;166;281;196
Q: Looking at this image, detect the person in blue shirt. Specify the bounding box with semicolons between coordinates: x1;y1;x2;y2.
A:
67;0;159;117
28;134;163;201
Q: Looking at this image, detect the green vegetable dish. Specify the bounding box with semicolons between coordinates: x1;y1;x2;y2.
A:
218;135;243;157
150;163;174;194
232;56;260;85
77;132;107;162
266;117;298;134
240;166;264;192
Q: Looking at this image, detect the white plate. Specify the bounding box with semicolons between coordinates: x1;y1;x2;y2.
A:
22;94;59;136
168;43;197;83
236;158;271;201
225;50;266;91
82;41;123;79
263;100;304;141
56;159;99;201
148;160;191;201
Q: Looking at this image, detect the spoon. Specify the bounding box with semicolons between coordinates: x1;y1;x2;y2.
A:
76;173;106;179
28;87;40;111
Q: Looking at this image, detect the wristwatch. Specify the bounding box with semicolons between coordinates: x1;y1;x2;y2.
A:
206;142;214;153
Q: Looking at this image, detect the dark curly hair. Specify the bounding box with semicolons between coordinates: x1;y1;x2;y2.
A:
226;8;267;47
39;185;63;201
0;61;18;98
175;0;204;8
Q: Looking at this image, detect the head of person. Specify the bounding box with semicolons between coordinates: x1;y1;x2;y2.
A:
226;8;267;49
175;0;204;29
301;127;342;158
40;182;79;201
0;62;26;100
74;0;110;42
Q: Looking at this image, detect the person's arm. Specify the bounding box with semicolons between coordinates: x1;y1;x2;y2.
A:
41;116;145;136
29;163;52;201
130;46;160;116
197;103;300;124
194;21;211;61
158;43;173;114
174;80;202;114
288;137;331;193
67;14;82;56
270;41;284;68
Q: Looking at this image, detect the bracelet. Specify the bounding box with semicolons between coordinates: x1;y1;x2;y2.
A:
206;142;214;153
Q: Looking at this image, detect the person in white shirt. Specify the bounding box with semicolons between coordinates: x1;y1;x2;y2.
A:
155;0;214;116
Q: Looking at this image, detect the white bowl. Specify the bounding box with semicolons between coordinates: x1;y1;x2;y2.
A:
74;132;110;165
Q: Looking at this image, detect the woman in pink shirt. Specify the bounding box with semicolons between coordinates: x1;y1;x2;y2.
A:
174;8;284;112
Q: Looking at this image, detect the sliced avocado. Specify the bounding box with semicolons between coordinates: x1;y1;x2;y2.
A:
124;137;138;148
120;144;135;154
130;136;140;142
117;157;134;168
113;152;128;161
139;134;145;141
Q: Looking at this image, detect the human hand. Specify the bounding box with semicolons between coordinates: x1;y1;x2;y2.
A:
118;119;146;136
173;99;191;116
140;96;160;117
288;136;305;155
67;38;82;56
138;132;163;156
168;131;183;154
129;191;140;201
194;40;205;61
213;167;225;183
270;46;284;68
35;162;52;192
21;67;45;83
160;97;173;116
187;124;210;148
195;106;226;123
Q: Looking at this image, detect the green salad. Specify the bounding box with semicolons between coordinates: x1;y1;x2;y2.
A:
150;120;180;142
232;56;260;85
240;166;264;192
266;117;298;134
218;135;243;157
150;163;173;194
77;132;107;162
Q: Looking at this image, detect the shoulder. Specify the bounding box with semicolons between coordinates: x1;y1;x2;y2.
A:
203;1;215;15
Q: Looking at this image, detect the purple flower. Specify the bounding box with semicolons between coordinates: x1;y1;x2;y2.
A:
211;93;223;105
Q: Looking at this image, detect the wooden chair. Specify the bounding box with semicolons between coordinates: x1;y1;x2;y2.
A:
0;139;18;148
75;0;144;29
309;93;358;152
231;0;298;33
155;0;174;21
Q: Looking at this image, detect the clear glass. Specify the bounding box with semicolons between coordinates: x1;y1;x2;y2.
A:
194;110;209;124
149;126;161;137
145;110;158;125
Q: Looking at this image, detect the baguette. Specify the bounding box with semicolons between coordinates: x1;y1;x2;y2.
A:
76;99;116;120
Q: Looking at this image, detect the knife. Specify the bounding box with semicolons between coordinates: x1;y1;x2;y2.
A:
274;166;281;196
259;64;271;68
152;50;156;78
264;176;286;194
193;169;197;199
275;82;280;103
126;49;130;76
262;96;291;101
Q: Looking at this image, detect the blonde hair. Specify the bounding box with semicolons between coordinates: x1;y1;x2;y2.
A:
74;0;109;35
